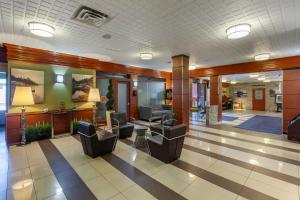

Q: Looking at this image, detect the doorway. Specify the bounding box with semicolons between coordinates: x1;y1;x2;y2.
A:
117;82;129;114
0;72;6;126
252;88;265;111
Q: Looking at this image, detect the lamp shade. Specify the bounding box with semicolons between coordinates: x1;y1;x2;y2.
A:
88;88;101;102
12;86;35;106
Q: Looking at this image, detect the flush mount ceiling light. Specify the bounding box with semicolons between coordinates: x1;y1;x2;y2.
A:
258;77;266;81
254;53;270;61
226;24;251;39
189;65;196;70
28;22;55;37
249;74;259;78
230;81;237;84
222;79;227;83
264;80;271;83
140;53;153;60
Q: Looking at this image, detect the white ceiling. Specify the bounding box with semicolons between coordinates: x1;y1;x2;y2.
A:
222;71;282;83
0;0;300;71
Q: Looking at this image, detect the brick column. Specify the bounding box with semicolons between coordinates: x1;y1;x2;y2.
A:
172;55;189;130
210;76;222;122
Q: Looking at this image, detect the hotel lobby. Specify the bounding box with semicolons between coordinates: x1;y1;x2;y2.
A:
1;0;300;200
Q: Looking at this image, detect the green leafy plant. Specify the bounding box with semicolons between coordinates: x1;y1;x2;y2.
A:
25;121;51;142
106;79;114;111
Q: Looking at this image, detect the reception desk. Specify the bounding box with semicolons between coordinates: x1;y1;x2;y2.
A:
6;108;92;145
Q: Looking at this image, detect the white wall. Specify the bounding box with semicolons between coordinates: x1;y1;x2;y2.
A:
228;81;282;112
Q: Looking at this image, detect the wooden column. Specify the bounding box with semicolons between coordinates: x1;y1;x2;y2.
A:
283;69;300;133
172;55;189;130
210;76;222;122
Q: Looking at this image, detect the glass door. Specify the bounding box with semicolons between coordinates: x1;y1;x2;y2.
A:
0;73;6;126
117;82;128;114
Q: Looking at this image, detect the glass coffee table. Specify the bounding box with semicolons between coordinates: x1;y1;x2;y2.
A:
134;125;149;150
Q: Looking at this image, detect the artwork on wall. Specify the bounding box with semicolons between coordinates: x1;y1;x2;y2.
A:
11;68;44;104
72;74;93;102
269;89;276;97
234;89;247;97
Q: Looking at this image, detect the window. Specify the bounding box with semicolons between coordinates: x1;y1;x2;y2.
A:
138;81;165;106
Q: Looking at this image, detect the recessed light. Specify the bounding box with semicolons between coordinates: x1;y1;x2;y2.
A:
230;81;237;84
254;53;270;61
222;79;227;83
28;22;55;37
189;65;196;70
226;24;251;39
264;80;271;83
258;77;266;81
140;53;153;60
249;74;259;78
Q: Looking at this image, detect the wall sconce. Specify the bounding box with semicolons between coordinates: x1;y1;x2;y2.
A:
56;74;64;83
133;81;138;87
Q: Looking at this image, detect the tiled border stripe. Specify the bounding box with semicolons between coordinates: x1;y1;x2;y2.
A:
189;127;300;153
38;140;97;200
121;139;276;200
183;144;299;185
128;122;299;184
190;122;292;142
172;160;276;200
73;135;187;200
186;134;300;166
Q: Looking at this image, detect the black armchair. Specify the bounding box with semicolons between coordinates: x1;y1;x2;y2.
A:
110;112;134;139
77;121;118;158
150;113;177;136
147;124;186;163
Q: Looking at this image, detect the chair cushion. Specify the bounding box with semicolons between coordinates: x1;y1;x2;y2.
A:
161;113;176;126
147;135;163;145
120;123;134;130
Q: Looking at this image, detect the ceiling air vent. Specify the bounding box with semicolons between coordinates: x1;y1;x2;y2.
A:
73;6;109;27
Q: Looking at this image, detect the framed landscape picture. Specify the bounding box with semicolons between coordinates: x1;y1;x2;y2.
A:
11;68;44;104
72;74;93;102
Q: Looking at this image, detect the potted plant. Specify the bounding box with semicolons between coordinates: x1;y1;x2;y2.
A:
106;79;114;128
25;121;52;142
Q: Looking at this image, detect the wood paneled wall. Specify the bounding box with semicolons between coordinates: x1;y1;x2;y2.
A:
172;55;189;130
4;43;171;79
210;76;222;121
190;56;300;77
283;69;300;133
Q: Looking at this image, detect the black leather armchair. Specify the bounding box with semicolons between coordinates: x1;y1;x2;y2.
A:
288;114;300;140
110;112;134;139
150;113;177;136
77;121;118;158
147;124;186;163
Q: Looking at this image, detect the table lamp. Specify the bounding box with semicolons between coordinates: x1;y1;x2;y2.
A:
12;86;34;145
88;88;101;126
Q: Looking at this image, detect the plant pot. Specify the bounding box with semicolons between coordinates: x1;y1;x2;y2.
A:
106;110;114;129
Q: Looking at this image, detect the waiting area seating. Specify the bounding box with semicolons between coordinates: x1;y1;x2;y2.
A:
139;104;172;121
150;112;177;135
147;124;186;163
110;112;134;139
77;121;118;158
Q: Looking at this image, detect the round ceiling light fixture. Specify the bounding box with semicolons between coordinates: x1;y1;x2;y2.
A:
140;52;153;60
189;65;196;70
28;22;55;37
226;24;251;39
254;53;270;61
249;74;259;78
230;81;237;84
258;77;266;81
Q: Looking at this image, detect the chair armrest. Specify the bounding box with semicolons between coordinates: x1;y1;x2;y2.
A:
147;129;185;141
111;118;119;127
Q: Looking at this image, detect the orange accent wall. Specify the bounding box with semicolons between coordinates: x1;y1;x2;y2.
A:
190;56;300;77
4;43;171;79
283;69;300;133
